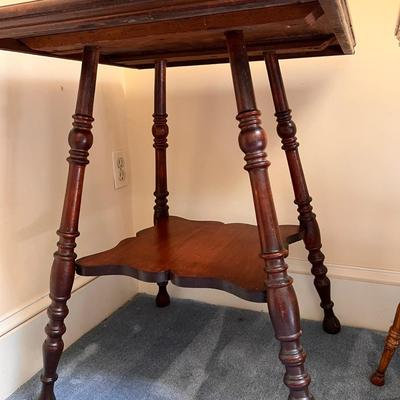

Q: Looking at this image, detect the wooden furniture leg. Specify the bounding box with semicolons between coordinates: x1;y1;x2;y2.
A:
265;53;341;334
152;59;171;308
38;46;99;400
226;31;313;400
371;303;400;386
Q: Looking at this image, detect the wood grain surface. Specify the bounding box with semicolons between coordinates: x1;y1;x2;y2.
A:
76;216;303;302
0;0;355;68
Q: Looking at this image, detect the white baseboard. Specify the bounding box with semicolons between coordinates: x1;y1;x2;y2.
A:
0;276;96;338
0;275;137;400
287;257;400;286
139;257;400;333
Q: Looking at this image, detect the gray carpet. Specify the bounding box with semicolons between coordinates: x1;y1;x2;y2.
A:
8;294;400;400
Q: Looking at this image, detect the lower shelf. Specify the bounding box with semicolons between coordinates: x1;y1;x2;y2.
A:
76;216;303;303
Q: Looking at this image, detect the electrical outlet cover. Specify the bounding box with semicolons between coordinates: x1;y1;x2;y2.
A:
112;151;128;189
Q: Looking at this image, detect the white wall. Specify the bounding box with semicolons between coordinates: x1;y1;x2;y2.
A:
124;0;400;332
0;52;137;314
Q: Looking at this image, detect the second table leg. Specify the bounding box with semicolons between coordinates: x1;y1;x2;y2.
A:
226;30;314;400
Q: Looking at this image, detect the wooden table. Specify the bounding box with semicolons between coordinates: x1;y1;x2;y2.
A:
0;1;355;399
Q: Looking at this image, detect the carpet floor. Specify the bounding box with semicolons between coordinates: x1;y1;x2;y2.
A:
7;294;400;400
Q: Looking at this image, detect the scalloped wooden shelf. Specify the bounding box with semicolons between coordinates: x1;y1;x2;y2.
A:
76;216;303;302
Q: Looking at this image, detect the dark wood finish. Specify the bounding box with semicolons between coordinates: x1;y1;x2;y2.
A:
76;216;303;303
226;30;312;399
38;46;99;400
0;0;355;68
371;304;400;386
152;59;171;307
155;281;170;308
153;60;170;223
0;2;354;398
265;53;340;335
0;0;319;37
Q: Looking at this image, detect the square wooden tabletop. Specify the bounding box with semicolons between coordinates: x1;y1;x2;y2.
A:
0;0;355;68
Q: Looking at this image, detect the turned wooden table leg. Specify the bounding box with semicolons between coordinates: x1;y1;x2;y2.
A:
264;53;340;335
226;31;313;400
371;303;400;386
152;59;171;308
38;47;99;400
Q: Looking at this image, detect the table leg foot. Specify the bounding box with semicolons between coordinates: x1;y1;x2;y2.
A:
156;282;170;308
310;252;341;334
370;371;385;387
322;306;341;334
38;381;56;400
266;258;314;400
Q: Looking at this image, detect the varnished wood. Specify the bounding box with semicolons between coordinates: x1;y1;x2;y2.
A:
153;60;169;223
226;30;313;400
371;304;400;386
0;0;319;37
265;53;340;335
39;46;99;400
155;282;170;308
152;59;171;306
76;216;303;303
0;0;355;69
0;2;355;398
